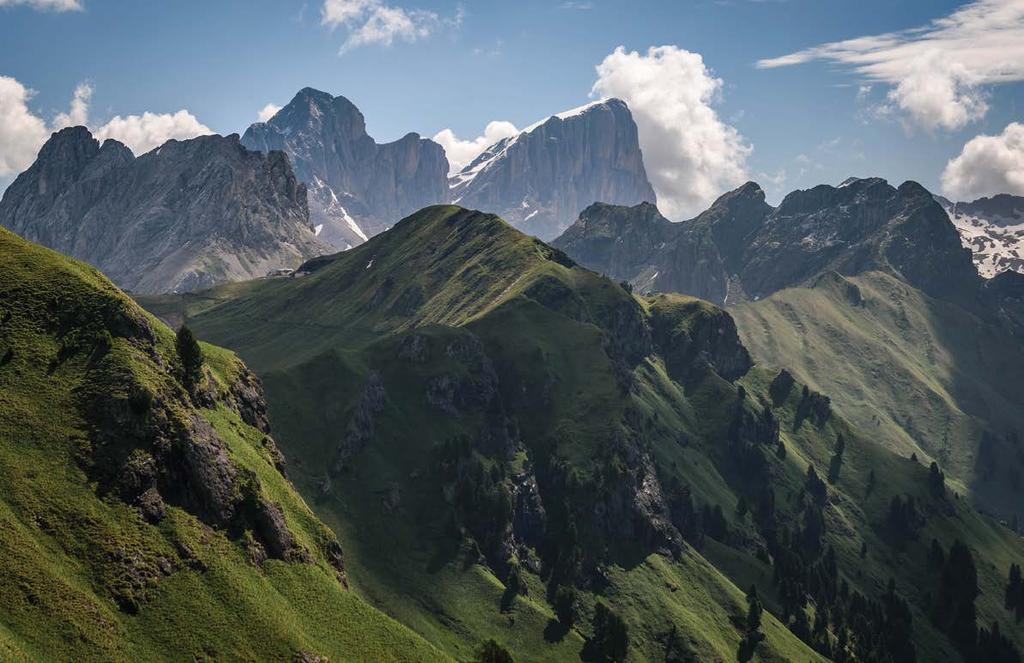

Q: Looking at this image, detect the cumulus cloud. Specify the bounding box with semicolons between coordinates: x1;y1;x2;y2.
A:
0;0;82;11
321;0;459;53
52;82;92;129
592;45;751;219
257;103;281;123
756;0;1024;131
0;76;214;187
432;120;519;174
0;76;50;178
94;110;214;155
941;122;1024;199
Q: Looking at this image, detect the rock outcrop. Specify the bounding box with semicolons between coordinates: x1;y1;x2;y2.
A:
451;99;657;241
242;88;450;249
0;126;328;294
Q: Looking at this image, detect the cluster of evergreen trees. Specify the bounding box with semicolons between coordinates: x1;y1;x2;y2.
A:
929;540;1021;663
1008;563;1024;623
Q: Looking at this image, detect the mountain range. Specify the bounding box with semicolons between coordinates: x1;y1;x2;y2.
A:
553;177;980;304
0;126;328;294
3;84;1024;663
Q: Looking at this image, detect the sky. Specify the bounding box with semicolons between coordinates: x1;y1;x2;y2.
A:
1;0;1022;218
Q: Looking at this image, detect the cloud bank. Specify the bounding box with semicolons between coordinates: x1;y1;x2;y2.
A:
0;76;50;178
0;76;214;184
93;110;214;155
942;122;1024;199
592;45;751;219
757;0;1024;131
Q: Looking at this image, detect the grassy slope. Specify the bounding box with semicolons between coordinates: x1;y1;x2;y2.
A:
145;207;1024;661
153;207;824;662
730;270;1024;520
0;227;447;662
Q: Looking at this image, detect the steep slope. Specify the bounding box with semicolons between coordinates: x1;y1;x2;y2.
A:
141;206;1024;662
937;193;1024;278
0;127;328;295
557;178;979;305
731;270;1024;527
451;99;657;241
0;227;445;661
242;88;449;248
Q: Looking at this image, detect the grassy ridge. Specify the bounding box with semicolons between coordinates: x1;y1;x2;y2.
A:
144;207;1024;661
731;270;1024;521
0;227;448;661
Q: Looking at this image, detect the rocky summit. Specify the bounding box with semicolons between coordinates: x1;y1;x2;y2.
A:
0;127;329;295
451;98;657;241
556;177;978;303
242;88;450;249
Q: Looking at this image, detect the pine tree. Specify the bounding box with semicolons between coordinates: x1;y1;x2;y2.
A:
176;325;204;387
587;602;629;663
928;462;946;498
932;540;979;655
476;639;514;663
746;585;763;633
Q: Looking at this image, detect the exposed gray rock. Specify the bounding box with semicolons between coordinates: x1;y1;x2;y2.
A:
452;99;657;241
556;178;980;304
242;88;450;249
229;367;272;434
0;127;329;294
332;371;386;474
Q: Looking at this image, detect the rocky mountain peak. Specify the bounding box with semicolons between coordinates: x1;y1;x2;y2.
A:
0;127;328;294
241;87;449;249
451;98;657;241
558;177;983;305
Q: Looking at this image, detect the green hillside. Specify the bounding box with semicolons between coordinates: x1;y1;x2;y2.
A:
0;226;447;662
731;270;1024;523
142;206;1024;662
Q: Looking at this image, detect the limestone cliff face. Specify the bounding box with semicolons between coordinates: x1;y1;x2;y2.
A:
451;99;657;241
242;88;450;248
0;126;328;294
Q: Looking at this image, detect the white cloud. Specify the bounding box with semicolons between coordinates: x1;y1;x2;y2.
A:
0;76;50;178
52;81;92;129
321;0;458;53
0;0;82;11
94;110;214;155
592;45;751;219
432;120;519;174
756;0;1024;131
0;75;215;185
941;122;1024;199
257;103;281;123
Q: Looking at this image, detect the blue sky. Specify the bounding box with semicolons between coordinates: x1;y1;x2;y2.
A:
1;0;1022;215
